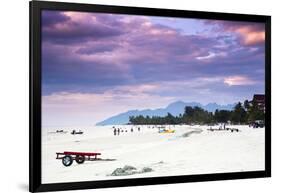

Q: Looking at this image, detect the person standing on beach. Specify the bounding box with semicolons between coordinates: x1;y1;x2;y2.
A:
117;128;120;135
113;128;117;136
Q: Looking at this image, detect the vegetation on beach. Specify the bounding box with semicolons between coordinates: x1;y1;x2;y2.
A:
129;100;264;125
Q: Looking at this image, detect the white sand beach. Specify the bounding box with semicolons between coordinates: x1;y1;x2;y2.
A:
42;125;265;184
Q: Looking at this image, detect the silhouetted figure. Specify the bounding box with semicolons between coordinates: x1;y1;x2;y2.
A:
131;128;133;132
117;128;120;135
138;127;140;132
113;128;117;136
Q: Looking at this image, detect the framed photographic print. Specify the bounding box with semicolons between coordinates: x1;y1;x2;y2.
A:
29;1;271;192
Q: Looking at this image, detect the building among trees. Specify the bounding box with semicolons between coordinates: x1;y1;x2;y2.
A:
251;94;265;112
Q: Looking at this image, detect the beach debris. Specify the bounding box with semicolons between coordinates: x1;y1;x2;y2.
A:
123;165;137;171
141;167;153;173
111;168;127;176
110;165;153;176
111;165;137;176
181;129;203;138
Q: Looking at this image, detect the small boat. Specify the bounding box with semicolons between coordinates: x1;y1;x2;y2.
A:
71;130;83;135
158;128;175;133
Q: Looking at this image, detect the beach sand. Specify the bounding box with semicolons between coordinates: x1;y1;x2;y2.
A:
42;124;265;183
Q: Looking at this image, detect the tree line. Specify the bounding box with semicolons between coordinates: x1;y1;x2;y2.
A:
129;100;264;125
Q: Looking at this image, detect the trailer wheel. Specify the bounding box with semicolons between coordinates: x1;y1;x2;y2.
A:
75;155;85;164
62;155;73;167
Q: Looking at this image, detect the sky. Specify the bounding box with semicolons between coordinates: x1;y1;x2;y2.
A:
41;10;265;127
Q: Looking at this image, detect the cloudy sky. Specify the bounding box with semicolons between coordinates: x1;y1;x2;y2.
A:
41;10;265;127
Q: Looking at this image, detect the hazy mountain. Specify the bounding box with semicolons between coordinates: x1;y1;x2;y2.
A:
96;101;235;126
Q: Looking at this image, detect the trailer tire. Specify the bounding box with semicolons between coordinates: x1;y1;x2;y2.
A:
75;155;85;164
62;155;73;167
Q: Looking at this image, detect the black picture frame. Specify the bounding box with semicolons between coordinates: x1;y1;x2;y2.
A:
29;1;271;192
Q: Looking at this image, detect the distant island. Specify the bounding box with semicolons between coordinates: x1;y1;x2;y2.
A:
96;101;235;125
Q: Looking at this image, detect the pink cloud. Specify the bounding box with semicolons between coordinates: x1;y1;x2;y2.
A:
224;75;256;86
206;20;265;46
234;26;265;46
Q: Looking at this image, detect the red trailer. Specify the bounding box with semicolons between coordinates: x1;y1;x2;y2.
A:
56;151;102;166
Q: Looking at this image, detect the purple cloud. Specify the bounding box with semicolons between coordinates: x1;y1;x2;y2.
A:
42;11;70;27
42;11;126;44
41;11;265;105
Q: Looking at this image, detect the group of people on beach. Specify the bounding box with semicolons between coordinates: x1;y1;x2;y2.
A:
112;126;141;136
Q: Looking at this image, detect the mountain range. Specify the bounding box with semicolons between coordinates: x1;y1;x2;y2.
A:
96;101;235;126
